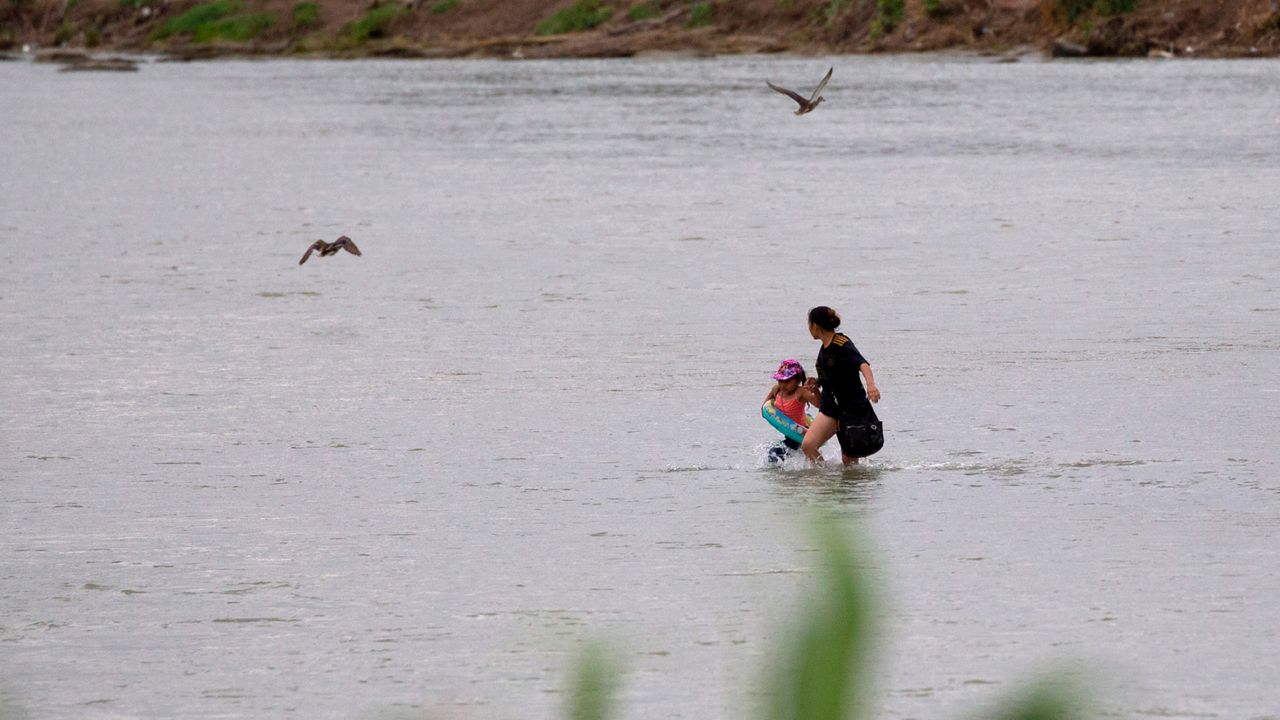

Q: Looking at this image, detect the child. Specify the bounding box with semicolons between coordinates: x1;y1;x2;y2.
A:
764;358;821;463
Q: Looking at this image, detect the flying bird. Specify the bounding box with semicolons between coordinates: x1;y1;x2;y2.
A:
299;236;362;265
767;66;833;116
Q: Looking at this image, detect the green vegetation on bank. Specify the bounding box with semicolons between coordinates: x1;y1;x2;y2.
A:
344;3;399;41
1055;0;1138;23
291;1;319;30
6;0;1273;59
870;0;903;38
823;0;848;25
685;1;712;28
210;12;274;41
53;19;76;44
153;0;236;39
565;520;1084;720
152;0;275;42
627;2;658;22
536;0;613;35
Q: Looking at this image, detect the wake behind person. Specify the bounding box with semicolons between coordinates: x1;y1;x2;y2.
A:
800;306;884;465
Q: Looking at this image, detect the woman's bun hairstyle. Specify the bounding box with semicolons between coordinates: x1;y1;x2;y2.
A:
808;306;841;331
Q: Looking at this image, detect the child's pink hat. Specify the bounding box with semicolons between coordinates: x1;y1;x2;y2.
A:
772;359;804;380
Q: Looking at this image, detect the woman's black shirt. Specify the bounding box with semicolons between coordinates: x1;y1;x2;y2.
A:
816;333;871;419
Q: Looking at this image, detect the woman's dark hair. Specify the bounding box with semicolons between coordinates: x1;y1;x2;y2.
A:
808;306;841;331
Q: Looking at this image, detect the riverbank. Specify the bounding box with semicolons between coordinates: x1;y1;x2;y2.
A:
3;0;1279;60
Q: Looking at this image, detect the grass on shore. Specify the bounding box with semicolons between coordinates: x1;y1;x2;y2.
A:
870;0;903;39
1055;0;1138;23
685;1;712;28
627;2;658;22
291;1;319;30
344;3;400;42
152;0;276;42
536;0;613;35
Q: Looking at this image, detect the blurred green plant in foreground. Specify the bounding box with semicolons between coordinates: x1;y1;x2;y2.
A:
565;519;1083;720
566;642;621;720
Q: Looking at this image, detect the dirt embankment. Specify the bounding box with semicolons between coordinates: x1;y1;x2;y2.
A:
2;0;1279;59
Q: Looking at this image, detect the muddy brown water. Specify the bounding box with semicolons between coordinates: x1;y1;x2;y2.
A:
1;56;1278;719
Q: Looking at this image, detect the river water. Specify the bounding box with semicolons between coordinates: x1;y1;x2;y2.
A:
1;54;1277;719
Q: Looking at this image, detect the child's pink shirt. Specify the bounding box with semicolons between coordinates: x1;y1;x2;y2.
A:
774;394;808;427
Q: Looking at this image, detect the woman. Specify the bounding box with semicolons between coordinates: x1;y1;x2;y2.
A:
800;306;884;465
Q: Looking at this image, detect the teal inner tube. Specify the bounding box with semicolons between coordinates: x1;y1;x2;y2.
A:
762;400;812;444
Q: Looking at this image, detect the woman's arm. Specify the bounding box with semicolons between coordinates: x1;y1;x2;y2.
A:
800;386;822;407
860;362;880;403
